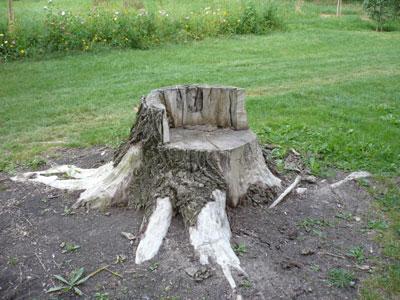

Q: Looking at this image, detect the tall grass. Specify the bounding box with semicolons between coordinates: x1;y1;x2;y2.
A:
0;0;284;61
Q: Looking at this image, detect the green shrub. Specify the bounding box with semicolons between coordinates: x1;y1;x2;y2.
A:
0;1;284;62
363;0;400;31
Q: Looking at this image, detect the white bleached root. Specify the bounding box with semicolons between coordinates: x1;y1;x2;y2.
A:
133;190;244;289
330;171;371;189
135;197;173;264
269;175;302;209
11;145;142;209
189;190;246;289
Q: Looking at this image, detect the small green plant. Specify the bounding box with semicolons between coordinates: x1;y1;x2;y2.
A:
328;268;355;288
95;292;109;300
335;211;353;221
310;264;320;272
61;242;81;253
149;262;159;272
348;246;366;263
46;267;89;296
233;243;247;256
368;219;389;230
27;157;46;170
312;229;326;238
240;279;252;289
299;217;332;232
62;206;75;216
8;256;18;266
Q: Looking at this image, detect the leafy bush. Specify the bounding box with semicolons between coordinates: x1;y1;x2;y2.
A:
363;0;400;31
0;1;284;62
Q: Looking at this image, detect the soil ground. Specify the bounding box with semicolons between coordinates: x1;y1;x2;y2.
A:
0;147;379;299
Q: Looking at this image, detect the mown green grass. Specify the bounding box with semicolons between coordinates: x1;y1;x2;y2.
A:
1;29;399;174
0;1;399;298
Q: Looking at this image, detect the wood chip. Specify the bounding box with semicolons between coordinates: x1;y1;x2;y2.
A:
121;232;136;240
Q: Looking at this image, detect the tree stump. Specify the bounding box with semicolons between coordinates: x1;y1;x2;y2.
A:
13;85;281;289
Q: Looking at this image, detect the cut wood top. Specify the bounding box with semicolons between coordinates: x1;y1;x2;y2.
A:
166;127;257;151
144;85;249;144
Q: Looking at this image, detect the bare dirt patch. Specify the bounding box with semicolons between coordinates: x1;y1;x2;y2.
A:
0;147;380;299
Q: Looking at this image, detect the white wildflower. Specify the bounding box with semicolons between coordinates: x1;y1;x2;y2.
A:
138;9;148;16
159;10;168;17
61;11;65;16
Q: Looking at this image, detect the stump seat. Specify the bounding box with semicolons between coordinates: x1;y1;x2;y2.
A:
140;85;279;207
145;85;249;144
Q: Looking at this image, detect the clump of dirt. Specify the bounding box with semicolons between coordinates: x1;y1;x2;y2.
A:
0;147;380;299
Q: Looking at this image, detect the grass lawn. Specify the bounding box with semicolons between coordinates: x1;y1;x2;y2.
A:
1;29;399;174
1;1;399;299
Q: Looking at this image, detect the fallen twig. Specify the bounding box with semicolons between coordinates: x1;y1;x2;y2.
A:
269;175;302;208
105;267;123;279
22;216;33;227
121;231;136;240
34;252;47;272
318;251;346;260
84;265;109;280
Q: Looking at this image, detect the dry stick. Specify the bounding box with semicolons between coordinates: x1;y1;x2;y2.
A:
318;251;346;260
83;265;122;281
85;265;109;280
269;175;302;209
23;216;33;227
34;252;47;272
105;267;123;279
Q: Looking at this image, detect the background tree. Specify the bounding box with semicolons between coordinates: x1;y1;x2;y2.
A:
363;0;400;31
7;0;15;30
337;0;342;17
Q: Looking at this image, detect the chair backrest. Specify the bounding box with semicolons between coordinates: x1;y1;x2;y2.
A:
145;85;248;143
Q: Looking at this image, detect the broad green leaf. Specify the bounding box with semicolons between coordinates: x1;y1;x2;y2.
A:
75;274;91;285
46;285;69;293
54;275;70;285
70;267;85;284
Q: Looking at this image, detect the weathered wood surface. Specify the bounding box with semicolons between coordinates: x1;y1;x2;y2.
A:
113;85;280;223
12;85;281;290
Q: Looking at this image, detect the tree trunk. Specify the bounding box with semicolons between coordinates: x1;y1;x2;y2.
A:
336;0;342;17
8;0;15;30
12;85;281;289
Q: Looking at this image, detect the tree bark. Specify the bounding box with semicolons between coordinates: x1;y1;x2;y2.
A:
8;0;15;30
336;0;342;17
